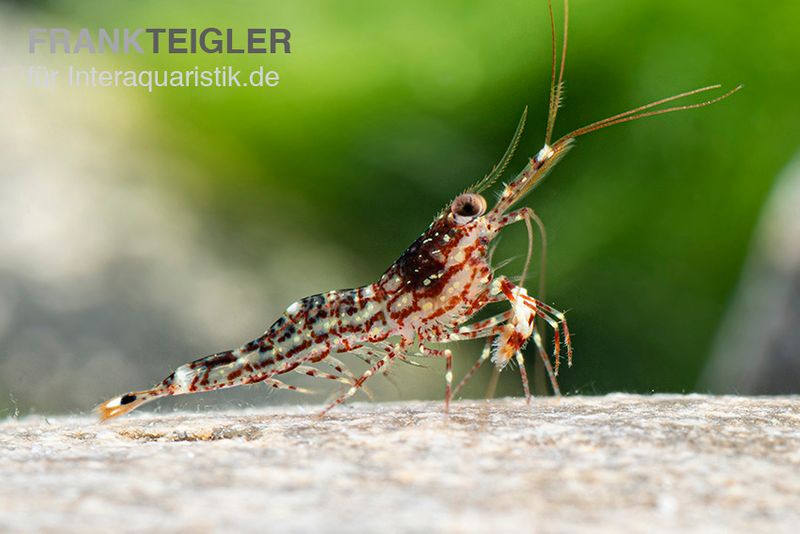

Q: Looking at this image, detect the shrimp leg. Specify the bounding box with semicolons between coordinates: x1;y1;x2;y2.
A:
417;345;454;413
452;338;493;398
319;342;404;415
424;275;567;400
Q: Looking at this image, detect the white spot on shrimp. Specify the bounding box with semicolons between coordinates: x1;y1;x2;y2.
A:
174;366;193;390
512;300;534;338
384;276;402;291
105;396;122;408
536;144;555;162
287;301;301;315
445;370;453;383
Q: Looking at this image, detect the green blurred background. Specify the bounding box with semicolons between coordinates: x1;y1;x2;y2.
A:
1;0;798;416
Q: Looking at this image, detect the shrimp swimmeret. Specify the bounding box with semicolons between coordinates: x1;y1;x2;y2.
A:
97;0;739;421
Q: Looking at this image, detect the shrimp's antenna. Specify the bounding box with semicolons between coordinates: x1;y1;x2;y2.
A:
471;107;528;194
544;0;569;146
554;84;742;146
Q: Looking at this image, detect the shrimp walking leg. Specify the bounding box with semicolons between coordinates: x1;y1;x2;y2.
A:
322;356;358;382
294;365;353;385
531;326;561;395
264;378;313;394
452;338;492;398
417;345;454;413
445;276;569;400
319;343;403;415
448;310;515;341
514;351;532;404
450;318;561;399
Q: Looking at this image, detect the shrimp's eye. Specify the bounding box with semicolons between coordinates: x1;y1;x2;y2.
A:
449;193;487;225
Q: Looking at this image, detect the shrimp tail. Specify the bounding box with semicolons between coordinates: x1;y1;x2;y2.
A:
95;387;168;422
96;343;270;422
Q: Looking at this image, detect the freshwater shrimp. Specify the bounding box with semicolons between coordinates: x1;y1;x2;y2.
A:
97;0;739;421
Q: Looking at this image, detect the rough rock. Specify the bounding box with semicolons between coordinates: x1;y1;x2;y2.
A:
1;394;799;533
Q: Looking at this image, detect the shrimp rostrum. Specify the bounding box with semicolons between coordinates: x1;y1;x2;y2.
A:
97;0;739;421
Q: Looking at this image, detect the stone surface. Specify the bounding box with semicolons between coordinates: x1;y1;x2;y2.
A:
1;394;799;533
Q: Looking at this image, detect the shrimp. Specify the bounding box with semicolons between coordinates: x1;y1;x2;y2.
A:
96;0;739;421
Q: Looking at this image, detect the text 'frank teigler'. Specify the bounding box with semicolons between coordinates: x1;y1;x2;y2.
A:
29;28;292;54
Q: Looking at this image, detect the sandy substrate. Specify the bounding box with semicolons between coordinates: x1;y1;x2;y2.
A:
2;394;799;533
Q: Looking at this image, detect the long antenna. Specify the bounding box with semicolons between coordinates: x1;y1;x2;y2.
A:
544;0;569;146
554;84;743;147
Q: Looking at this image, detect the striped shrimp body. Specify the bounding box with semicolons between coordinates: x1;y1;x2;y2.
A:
97;187;555;421
97;0;739;421
97;204;523;420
